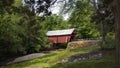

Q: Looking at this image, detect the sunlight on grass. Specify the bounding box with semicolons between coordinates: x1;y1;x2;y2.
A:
6;45;102;68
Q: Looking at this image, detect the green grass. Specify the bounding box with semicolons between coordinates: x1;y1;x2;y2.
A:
6;45;115;68
51;50;115;68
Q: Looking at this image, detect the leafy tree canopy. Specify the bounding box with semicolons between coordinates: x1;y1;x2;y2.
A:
23;0;57;16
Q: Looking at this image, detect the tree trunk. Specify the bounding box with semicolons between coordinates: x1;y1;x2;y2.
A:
101;21;106;45
112;0;120;68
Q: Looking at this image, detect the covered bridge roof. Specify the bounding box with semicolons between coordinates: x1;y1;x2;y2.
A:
46;28;75;36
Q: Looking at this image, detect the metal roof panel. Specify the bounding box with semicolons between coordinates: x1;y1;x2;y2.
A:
46;28;75;36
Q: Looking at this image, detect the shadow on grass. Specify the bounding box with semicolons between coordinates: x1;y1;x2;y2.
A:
51;58;116;68
51;61;115;68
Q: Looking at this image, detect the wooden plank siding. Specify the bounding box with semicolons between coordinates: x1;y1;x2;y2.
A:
48;35;71;43
46;28;76;44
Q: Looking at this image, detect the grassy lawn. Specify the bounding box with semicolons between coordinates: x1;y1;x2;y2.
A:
6;45;115;68
51;50;115;68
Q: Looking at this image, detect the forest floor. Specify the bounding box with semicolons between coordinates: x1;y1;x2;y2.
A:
5;45;116;68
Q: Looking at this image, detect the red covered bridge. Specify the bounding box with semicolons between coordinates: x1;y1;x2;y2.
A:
46;28;76;44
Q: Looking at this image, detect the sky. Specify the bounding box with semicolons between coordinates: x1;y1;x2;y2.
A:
50;0;70;20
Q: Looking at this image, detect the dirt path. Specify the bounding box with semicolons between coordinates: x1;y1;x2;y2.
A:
4;49;64;65
7;53;46;65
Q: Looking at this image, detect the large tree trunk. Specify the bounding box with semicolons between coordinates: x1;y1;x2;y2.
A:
112;0;120;68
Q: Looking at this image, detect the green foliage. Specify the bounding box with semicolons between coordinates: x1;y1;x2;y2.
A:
100;33;115;50
0;14;25;58
42;15;70;30
100;41;115;50
68;0;100;39
0;0;115;63
0;0;51;60
0;2;70;60
12;0;22;7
